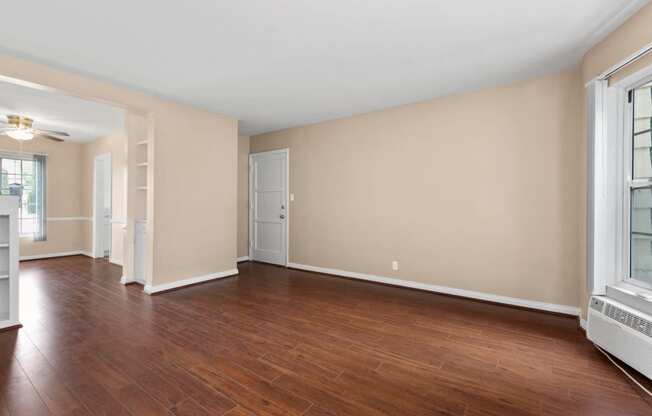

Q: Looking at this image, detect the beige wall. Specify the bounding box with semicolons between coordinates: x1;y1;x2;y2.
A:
0;136;86;257
251;70;583;308
578;3;652;318
238;136;250;258
81;132;127;265
151;103;238;285
0;54;238;287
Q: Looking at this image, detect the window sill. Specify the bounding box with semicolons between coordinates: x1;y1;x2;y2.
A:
607;282;652;316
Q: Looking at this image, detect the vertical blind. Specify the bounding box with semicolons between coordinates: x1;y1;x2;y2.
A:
34;154;46;241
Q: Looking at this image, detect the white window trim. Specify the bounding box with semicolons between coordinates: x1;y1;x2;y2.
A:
586;79;622;295
589;63;652;298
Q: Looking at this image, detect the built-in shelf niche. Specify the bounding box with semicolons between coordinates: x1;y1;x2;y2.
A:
0;215;8;248
0;199;18;329
133;131;149;221
0;215;9;287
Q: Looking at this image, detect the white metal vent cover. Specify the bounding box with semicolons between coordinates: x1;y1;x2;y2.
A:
591;297;652;338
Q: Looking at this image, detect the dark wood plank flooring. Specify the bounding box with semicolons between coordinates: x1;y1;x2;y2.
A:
0;256;650;415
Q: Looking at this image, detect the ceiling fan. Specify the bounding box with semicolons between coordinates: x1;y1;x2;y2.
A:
0;115;70;142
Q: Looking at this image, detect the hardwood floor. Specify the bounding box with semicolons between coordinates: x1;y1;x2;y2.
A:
0;256;650;416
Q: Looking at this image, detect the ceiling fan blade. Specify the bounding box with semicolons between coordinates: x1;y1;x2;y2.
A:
34;129;69;137
38;134;65;142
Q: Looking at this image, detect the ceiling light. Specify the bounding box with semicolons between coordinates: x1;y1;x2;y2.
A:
6;129;35;141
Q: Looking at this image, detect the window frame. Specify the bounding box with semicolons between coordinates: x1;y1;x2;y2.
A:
622;78;652;290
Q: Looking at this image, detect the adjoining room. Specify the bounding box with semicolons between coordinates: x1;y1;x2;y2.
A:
1;1;652;415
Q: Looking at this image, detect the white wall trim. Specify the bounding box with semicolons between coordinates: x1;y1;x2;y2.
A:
120;275;144;285
583;1;649;65
237;256;250;262
20;250;94;261
0;320;21;330
143;269;239;295
110;257;123;267
287;262;581;316
46;217;92;222
580;318;587;330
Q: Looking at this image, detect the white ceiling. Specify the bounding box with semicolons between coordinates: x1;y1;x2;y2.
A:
0;0;647;135
0;81;125;143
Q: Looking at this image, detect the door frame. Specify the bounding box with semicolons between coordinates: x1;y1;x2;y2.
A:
92;153;112;259
248;148;289;266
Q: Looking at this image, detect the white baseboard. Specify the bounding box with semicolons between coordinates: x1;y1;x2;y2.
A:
0;320;21;330
143;268;239;295
287;262;581;317
20;250;94;261
237;256;250;262
120;275;144;285
46;217;92;222
110;257;123;267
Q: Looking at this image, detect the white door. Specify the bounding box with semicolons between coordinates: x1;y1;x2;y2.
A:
249;149;288;265
102;157;112;257
93;154;112;258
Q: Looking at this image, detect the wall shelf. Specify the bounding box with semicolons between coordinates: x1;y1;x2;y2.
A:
137;162;148;167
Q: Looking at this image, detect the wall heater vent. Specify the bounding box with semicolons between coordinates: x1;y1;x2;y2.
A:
587;296;652;379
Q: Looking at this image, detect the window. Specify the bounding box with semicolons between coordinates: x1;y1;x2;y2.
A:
0;155;46;238
628;81;652;288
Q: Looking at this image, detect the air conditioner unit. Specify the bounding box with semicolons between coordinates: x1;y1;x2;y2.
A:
587;296;652;379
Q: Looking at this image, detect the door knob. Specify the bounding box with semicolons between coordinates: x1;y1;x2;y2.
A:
280;214;285;219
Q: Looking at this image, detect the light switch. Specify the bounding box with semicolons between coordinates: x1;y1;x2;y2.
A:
290;193;295;202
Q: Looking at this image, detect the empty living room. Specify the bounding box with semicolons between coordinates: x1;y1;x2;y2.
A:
1;1;652;415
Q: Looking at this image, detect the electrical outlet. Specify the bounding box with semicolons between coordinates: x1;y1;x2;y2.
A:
392;261;399;271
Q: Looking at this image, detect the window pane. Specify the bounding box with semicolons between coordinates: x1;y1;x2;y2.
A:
21;160;34;175
631;187;652;284
2;159;17;176
20;218;36;236
633;83;652;178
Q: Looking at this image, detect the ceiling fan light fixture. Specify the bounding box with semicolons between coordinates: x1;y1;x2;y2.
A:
6;129;35;141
